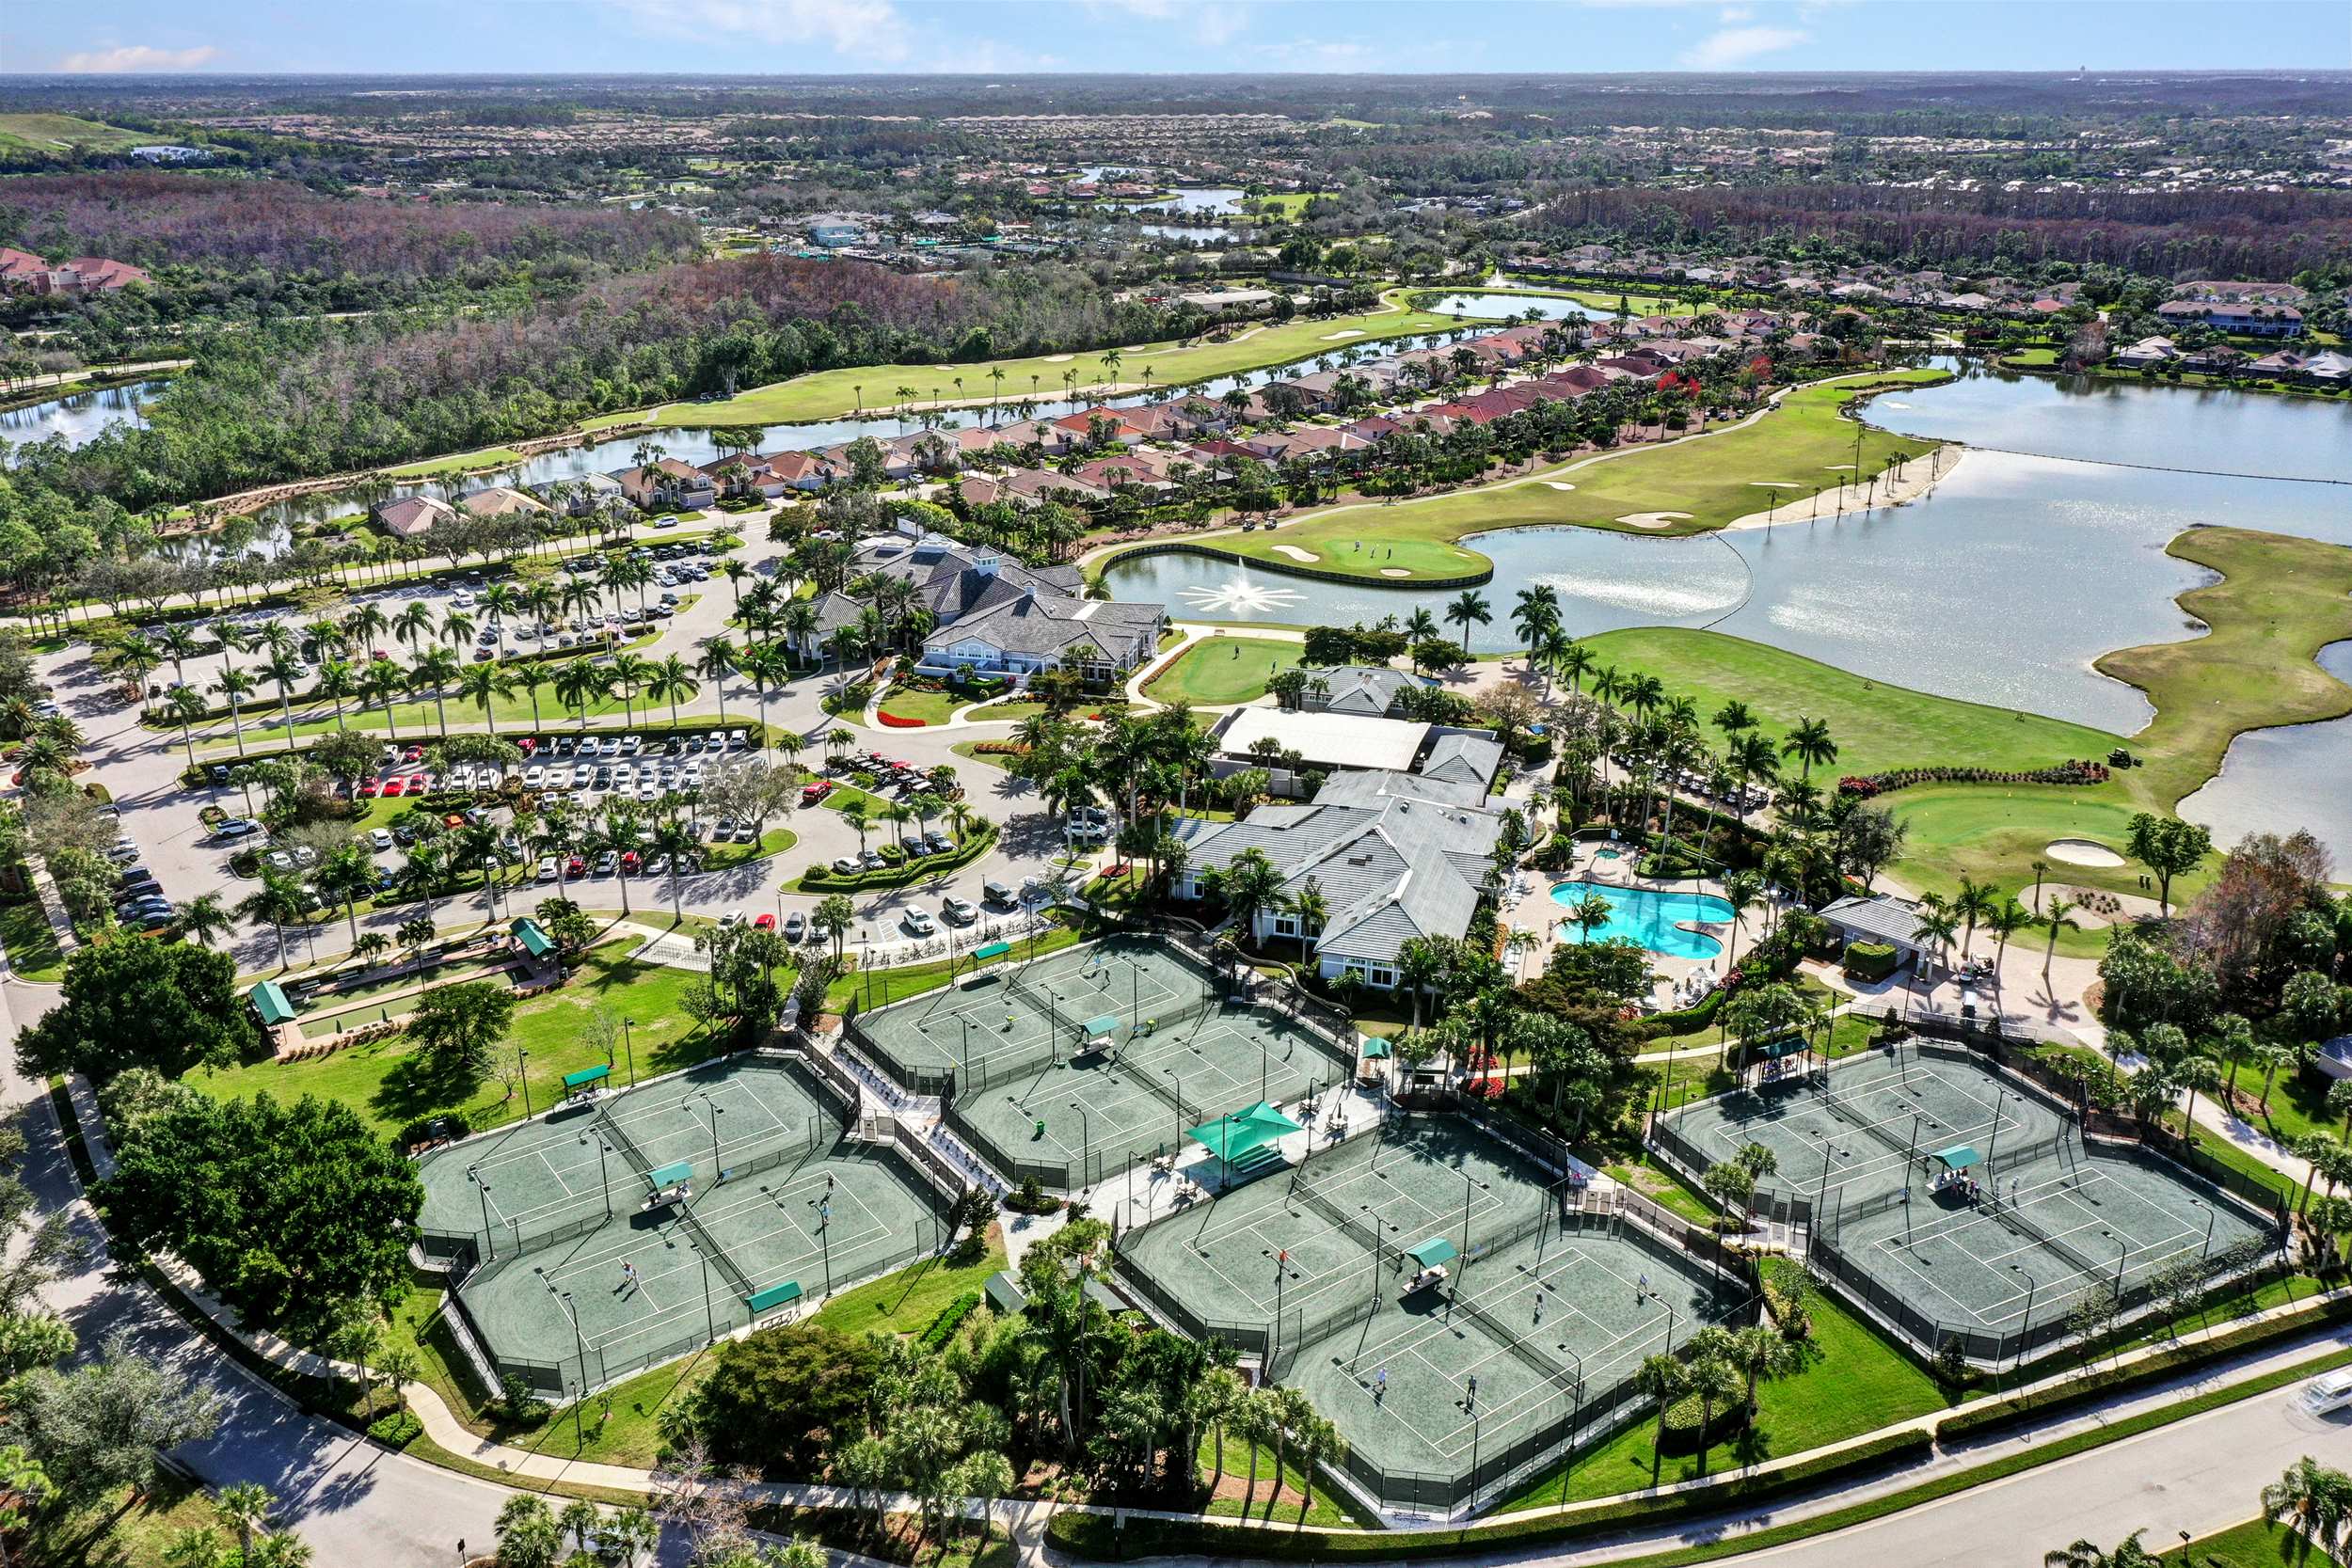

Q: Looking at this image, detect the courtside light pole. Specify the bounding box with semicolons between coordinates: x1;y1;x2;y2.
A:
469;1166;494;1261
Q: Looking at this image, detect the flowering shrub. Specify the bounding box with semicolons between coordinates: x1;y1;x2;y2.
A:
1838;760;2109;797
877;711;929;728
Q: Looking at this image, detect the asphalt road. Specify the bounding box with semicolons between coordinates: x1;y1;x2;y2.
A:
0;974;707;1566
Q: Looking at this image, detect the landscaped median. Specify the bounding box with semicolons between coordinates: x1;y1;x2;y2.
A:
789;820;999;894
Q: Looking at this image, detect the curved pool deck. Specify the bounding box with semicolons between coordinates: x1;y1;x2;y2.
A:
1549;879;1737;960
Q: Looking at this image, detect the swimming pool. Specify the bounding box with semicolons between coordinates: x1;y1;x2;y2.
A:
1549;880;1737;959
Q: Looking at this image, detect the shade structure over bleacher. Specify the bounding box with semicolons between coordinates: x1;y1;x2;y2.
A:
1184;1101;1303;1164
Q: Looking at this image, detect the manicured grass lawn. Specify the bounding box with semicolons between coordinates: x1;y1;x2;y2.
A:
620;289;1459;429
2159;1518;2319;1568
1144;636;1302;706
1193;1430;1368;1528
812;1225;1008;1336
383;446;529;479
702;824;797;872
190;936;732;1136
878;686;967;725
0;895;67;982
1581;627;2123;779
1501;1257;1949;1509
2000;346;2063;367
0;110;150;151
963;699;1052;722
827;921;1084;1010
1200;369;1948;582
1247;191;1334;219
1603;1152;1719;1227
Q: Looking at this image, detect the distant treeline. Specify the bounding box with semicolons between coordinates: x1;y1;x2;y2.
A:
2;251;1268;517
0;172;699;280
1534;184;2352;282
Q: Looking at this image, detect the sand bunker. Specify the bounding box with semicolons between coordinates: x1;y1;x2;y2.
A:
1823;464;1855;471
1378;567;1412;578
2046;838;2127;868
1042;355;1074;363
1269;544;1321;562
1616;511;1693;530
1321;329;1367;341
1543;482;1577;491
1751;481;1804;489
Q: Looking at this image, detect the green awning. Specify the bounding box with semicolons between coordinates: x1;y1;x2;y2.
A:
647;1160;693;1189
1361;1037;1391;1059
747;1280;803;1313
1082;1014;1120;1039
1930;1145;1979;1171
510;917;555;958
1759;1036;1807;1059
974;941;1012;960
1184;1101;1304;1162
248;981;297;1026
562;1064;611;1090
1406;1237;1459;1269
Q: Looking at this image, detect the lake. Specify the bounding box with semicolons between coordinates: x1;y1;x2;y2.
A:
1100;361;2352;856
1425;292;1607;323
0;378;165;459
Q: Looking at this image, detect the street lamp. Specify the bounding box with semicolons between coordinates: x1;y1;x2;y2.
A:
818;1196;834;1295
517;1047;532;1117
623;1017;638;1085
588;1133;612;1217
2012;1264;2038;1373
697;1092;724;1173
688;1237;717;1343
1164;1066;1185;1132
1459;1173;1489;1256
2195;1197;2217;1260
469;1165;495;1261
1069;1100;1092;1161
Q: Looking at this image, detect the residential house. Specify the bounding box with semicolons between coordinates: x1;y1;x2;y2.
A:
373;496;457;540
1298;665;1418;717
459;486;548;521
2155;298;2303;337
0;249;151;295
2111;336;2182;369
609;458;716;512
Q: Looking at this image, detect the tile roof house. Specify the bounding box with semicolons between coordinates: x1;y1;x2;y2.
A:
373;495;457;539
2155;298;2304;337
1169;771;1505;987
609;458;715;512
0;250;150;295
459;486;549;520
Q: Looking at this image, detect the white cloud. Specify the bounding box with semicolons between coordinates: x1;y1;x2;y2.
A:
605;0;908;62
1678;24;1806;68
57;43;220;73
1720;4;1754;20
1083;0;1248;45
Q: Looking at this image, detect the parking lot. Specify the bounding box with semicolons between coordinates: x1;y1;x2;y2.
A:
32;516;1092;977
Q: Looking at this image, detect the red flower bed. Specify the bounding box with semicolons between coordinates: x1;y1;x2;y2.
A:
877;711;929;728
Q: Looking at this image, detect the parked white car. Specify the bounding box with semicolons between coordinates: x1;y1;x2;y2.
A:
2298;1369;2352;1416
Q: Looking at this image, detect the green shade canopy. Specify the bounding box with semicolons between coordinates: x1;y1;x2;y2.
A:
973;941;1012;960
1361;1037;1391;1059
248;981;296;1026
1082;1014;1120;1039
510;917;555;958
1930;1145;1980;1171
1759;1036;1807;1059
1184;1101;1304;1162
1406;1237;1459;1269
748;1280;802;1313
647;1160;693;1189
562;1064;611;1090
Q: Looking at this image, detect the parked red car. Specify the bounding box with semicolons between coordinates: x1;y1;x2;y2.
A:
800;780;834;806
381;777;407;798
753;913;776;930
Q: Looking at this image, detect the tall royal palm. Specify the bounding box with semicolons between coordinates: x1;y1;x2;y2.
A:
1445;589;1492;653
696;638;740;724
410;647;462;737
645;655;698;729
1781;715;1837;784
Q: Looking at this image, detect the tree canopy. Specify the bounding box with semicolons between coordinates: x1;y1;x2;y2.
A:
15;937;256;1084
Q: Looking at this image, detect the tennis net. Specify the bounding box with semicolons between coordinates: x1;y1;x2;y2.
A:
1005;968;1062;1025
1819;1087;1916;1165
674;1200;755;1300
1292;1176;1384;1255
1992;1197;2110;1283
596;1107;652;1178
1454;1290;1578;1394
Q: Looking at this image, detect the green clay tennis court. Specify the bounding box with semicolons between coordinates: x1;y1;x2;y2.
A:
852;933;1231;1086
1117;1116;1747;1509
1660;1045;2072;1211
417;1054;839;1252
1826;1139;2270;1335
421;1053;949;1393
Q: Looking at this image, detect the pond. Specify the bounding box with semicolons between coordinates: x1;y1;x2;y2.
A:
1120;188;1245;215
1099;360;2352;857
1423;291;1607;323
2176;641;2352;855
0;378;165;458
1549;880;1735;960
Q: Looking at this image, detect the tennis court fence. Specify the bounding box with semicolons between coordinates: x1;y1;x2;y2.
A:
1646;1114;1815;1228
841;1003;958;1098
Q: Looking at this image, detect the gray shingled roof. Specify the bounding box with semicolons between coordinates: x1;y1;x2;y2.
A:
1819;894;1931;953
1308;665;1415;718
1313;768;1489;813
926;591;1161;661
1419;733;1503;792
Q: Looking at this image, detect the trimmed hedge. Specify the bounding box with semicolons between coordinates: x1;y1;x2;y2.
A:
794;822;998;894
919;1290;982;1352
1935;1288;2352;1444
1843;942;1899;983
369;1410;423;1448
1043;1428;1933;1561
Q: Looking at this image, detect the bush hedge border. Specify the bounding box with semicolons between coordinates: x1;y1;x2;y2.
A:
1044;1429;1932;1561
793;820;999;894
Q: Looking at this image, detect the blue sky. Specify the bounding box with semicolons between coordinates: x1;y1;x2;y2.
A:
5;1;2344;78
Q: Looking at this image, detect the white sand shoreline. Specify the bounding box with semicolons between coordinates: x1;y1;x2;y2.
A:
1719;444;1967;531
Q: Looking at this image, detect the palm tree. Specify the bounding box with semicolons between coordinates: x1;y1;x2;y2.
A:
456;662;511;734
212;664;257;757
654;816;700;919
1445;589;1492;652
316;848;378;949
1725;732;1778;819
2042;1531;2166;1568
510;663;549;730
1720;869;1762;969
392;600;436;656
1986;895;2036;1003
165;687;209;767
1210;847;1287;947
645;654;698;728
1289;878;1327;969
608;651;655;725
235;873;309;970
410;647;462;736
312;659;358;730
696;637;739;724
839;797;871;856
1780;715;1837;784
1682;1331;1743;1478
217;1482;277;1564
1952;877;1997;962
2041;896;2078;980
1636;1353;1689;1485
176;892;233;947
